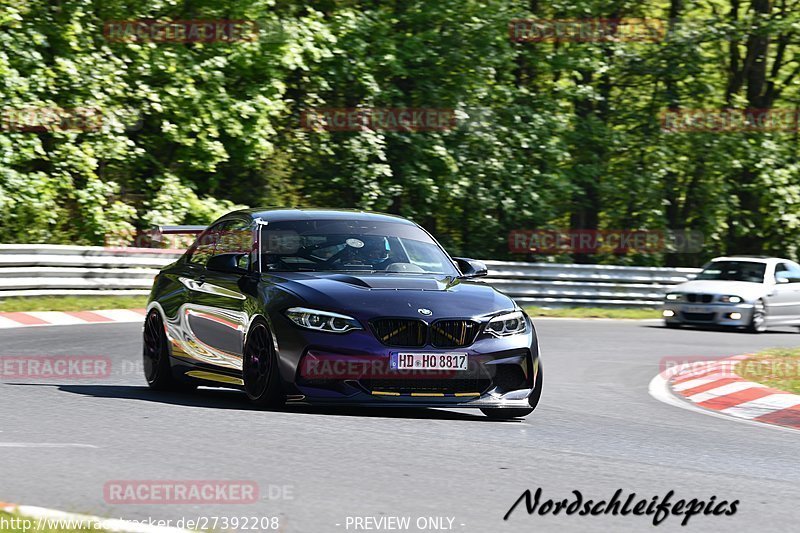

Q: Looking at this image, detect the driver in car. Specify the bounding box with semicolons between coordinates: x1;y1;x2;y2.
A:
347;237;392;269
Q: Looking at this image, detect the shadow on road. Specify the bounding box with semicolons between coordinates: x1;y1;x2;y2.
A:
9;383;511;422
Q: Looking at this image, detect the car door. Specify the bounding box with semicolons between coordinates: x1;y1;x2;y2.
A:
766;262;800;323
167;222;222;363
778;261;800;323
182;218;253;371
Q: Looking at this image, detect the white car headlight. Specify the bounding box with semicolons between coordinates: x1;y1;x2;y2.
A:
665;293;682;301
719;295;743;303
485;311;528;337
285;307;362;333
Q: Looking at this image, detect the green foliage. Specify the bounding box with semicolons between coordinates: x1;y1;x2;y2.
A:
1;0;799;265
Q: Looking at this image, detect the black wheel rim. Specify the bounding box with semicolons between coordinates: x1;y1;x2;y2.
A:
244;324;272;398
143;311;163;382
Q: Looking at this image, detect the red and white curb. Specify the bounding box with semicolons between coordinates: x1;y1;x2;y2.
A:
649;355;800;432
0;309;146;329
0;501;189;533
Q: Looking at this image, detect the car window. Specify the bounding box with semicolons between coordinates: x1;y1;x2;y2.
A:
215;219;253;267
186;219;252;268
696;261;766;283
775;262;790;282
186;223;223;267
258;219;459;275
782;262;800;282
402;238;448;272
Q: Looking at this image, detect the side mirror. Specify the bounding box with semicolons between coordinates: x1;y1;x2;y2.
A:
207;253;248;275
776;276;790;284
453;257;488;278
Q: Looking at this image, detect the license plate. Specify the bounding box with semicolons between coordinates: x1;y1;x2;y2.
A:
392;353;468;371
685;305;711;313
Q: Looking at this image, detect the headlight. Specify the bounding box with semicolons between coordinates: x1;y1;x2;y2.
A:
719;295;743;303
665;293;682;301
285;307;362;333
485;311;528;337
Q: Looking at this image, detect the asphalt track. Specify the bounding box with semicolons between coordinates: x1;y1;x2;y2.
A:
1;319;798;533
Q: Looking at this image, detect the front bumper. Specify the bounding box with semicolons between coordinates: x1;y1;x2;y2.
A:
662;302;755;327
285;386;537;409
271;312;541;409
288;355;540;409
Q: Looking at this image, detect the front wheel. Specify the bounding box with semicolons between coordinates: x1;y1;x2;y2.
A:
481;360;542;419
746;300;767;333
243;319;285;408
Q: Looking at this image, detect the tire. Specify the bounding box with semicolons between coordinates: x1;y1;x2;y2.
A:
481;360;542;419
746;300;767;333
243;319;285;408
143;309;191;391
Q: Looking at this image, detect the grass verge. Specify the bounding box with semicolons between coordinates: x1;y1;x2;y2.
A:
0;295;148;313
734;347;800;395
524;306;659;320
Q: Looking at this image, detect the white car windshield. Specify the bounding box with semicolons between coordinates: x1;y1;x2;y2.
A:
696;261;766;283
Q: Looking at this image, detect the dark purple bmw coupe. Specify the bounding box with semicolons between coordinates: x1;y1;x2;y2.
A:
143;208;542;419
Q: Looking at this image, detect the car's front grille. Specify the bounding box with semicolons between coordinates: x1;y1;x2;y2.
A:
682;312;715;321
429;320;480;347
360;378;492;394
370;318;481;348
370;319;427;347
686;293;713;303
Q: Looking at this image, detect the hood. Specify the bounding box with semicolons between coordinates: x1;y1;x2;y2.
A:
263;272;516;319
671;279;769;299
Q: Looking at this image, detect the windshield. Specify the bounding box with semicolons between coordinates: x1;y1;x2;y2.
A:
695;261;766;283
258;219;459;276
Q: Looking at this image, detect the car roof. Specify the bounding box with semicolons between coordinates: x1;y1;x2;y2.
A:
228;208;418;226
710;256;792;264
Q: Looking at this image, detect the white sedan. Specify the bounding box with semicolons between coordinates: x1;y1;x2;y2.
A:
662;256;800;333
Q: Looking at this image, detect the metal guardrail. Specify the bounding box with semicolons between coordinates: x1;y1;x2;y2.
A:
482;261;700;308
0;245;180;297
0;246;700;307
